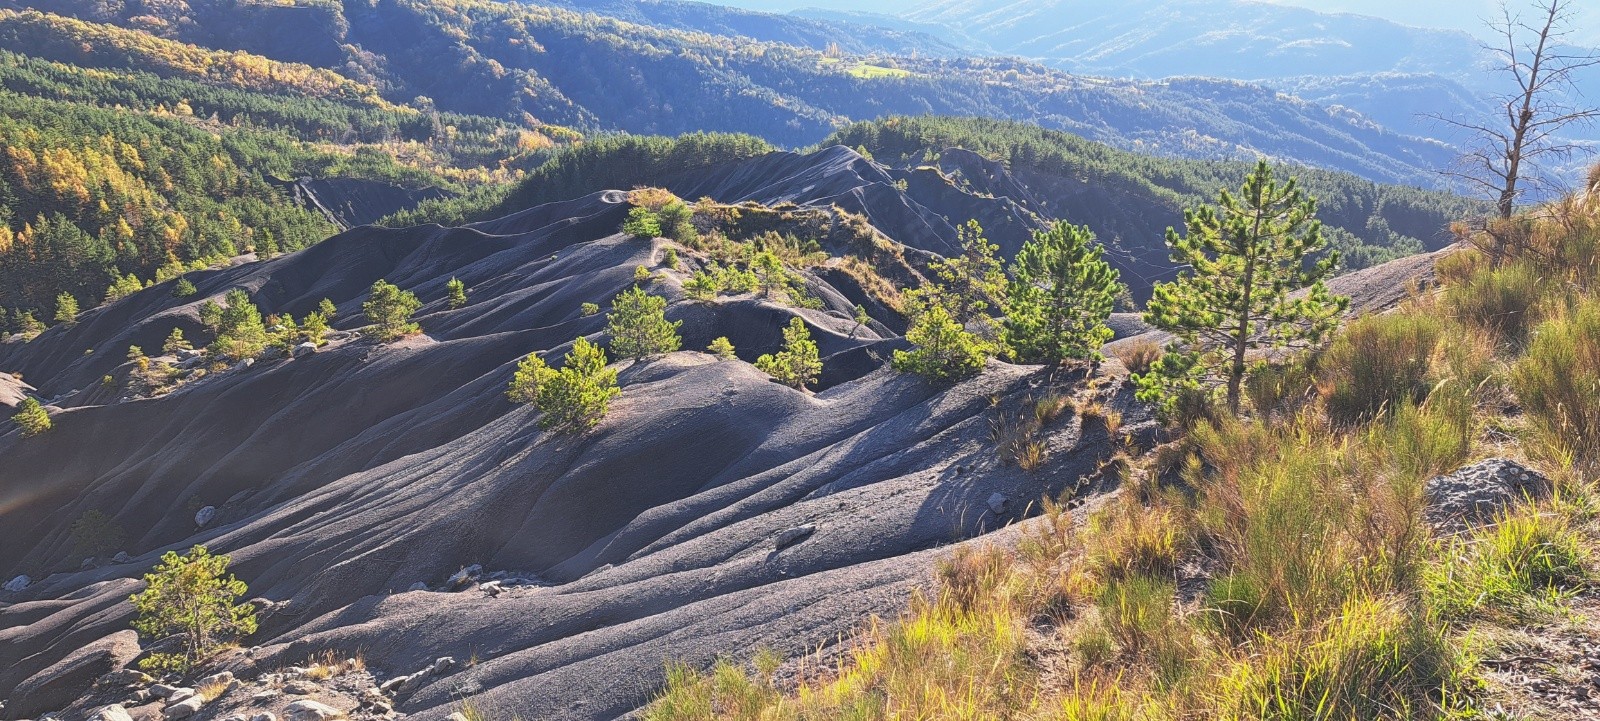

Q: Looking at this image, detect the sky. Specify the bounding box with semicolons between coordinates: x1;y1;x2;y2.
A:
707;0;1599;45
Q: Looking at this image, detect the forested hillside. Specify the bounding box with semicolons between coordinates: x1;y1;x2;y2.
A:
15;0;1457;185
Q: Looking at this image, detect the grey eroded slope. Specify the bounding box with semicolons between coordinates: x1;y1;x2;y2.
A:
0;176;1148;719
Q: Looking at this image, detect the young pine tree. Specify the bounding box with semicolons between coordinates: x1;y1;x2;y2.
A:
54;292;79;324
893;295;990;381
622;207;662;238
163;328;192;355
12;396;51;437
606;287;682;360
129;545;257;673
1138;161;1347;414
1003;221;1123;365
172;278;198;298
707;336;736;360
931;220;1005;326
446;277;468;309
317;298;338;319
17;310;45;338
538;338;621;431
364;280;422;342
507;352;556;404
211;289;268;361
756;317;822;390
302;311;330;346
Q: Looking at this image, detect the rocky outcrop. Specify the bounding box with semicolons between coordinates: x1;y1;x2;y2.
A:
1425;458;1552;532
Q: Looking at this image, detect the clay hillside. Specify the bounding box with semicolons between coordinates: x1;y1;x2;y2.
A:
3;118;1557;721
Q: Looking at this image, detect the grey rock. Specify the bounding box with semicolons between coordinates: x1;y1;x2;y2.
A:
407;581;428;591
196;671;233;687
194;506;216;527
285;680;318;695
219;715;246;721
112;551;130;563
283;700;342;721
176;349;203;361
447;564;482;590
100;669;151;687
167;688;196;703
431;656;455;675
150;684;181;699
4;574;29;592
293;342;318;359
250;690;280;702
176;355;206;370
233;357;255;371
774;524;815;550
251;714;277;721
1425;458;1551;531
447;714;468;721
90;705;133;721
162;697;203;720
987;492;1009;515
81;557;97;569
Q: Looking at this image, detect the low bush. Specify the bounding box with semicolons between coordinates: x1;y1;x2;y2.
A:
1318;312;1443;425
1510;297;1600;476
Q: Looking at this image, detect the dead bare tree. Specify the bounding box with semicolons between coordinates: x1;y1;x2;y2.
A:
1434;0;1599;220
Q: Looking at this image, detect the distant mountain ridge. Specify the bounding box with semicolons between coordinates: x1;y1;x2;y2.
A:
10;0;1460;189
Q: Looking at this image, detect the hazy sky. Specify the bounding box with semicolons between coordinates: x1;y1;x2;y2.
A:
708;0;1599;45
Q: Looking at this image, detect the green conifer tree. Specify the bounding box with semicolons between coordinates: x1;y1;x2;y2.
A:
1003;221;1123;365
54;292;80;324
211;288;268;360
756;317;822;390
446;277;468;309
538;338;621;431
707;336;736;360
622;207;662;238
163;328;192;355
607;287;682;360
129;545;256;673
12;396;51;437
172;278;198;298
364;280;422;342
892;295;989;381
1138;161;1348;414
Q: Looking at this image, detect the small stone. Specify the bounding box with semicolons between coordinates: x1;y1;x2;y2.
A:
251;690;280;702
194;505;216;527
176;348;203;361
81;556;97;569
252;714;277;721
219;715;246;721
407;581;428;591
285;680;318;695
3;574;29;592
283;700;342;721
774;524;815;550
1425;458;1551;531
987;492;1009;515
293;342;317;359
447;714;468;721
113;551;130;563
378;676;406;693
162;697;203;720
150;684;181;699
431;656;455;675
167;688;196;703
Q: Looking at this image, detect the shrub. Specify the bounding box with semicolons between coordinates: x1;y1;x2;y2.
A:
1442;260;1545;348
69;509;125;558
12;396;51;437
682;271;719;301
129;545;257;673
318;298;338;319
1510;297;1600;476
634;265;653;285
364;280;422;342
756;317;822;390
172;278;198;298
661;247;680;269
1111;339;1162;376
1318;312;1444;425
445;277;468;309
707;336;736;360
607;287;682;360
